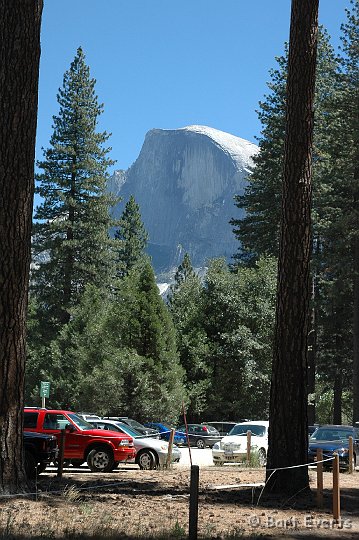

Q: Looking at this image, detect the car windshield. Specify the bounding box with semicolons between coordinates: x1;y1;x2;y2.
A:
154;423;170;431
67;413;94;430
126;419;146;430
115;422;142;438
229;424;267;437
206;426;219;433
310;428;353;442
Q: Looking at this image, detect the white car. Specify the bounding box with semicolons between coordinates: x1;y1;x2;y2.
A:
212;420;268;466
89;419;181;470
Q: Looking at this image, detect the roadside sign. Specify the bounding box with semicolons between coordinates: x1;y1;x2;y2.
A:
40;381;50;398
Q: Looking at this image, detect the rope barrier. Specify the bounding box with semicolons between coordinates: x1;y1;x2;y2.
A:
256;456;335;506
0;456;336;501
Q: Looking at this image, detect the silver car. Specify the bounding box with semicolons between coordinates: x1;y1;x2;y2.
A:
89;419;181;470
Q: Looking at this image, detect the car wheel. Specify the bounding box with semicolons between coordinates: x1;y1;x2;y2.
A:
24;450;37;479
196;438;205;449
258;448;267;467
136;450;157;470
87;446;114;472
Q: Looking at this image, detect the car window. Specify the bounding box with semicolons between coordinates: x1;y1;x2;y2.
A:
126;419;146;430
24;412;38;428
43;413;71;430
229;424;267;437
67;413;93;430
43;414;59;429
113;422;141;438
310;428;353;442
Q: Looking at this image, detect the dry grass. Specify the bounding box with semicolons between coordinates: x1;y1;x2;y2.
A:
0;466;358;539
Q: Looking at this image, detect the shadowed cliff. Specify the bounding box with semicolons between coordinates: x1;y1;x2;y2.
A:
108;125;258;275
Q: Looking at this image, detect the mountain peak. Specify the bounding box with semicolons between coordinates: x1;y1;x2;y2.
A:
109;126;258;275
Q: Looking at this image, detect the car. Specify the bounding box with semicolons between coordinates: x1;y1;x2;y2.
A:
23;431;58;478
201;421;246;437
89;419;181;470
103;417;159;437
77;412;102;422
24;408;136;472
176;423;221;449
212;420;268;466
308;424;359;470
144;422;187;445
308;424;320;438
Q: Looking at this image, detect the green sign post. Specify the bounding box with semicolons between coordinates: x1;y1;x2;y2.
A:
40;381;50;407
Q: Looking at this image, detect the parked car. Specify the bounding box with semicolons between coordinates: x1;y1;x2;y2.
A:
77;412;102;422
308;424;320;438
201;421;244;437
103;417;159;437
212;420;268;466
23;431;58;478
89;419;181;469
144;422;187;445
176;423;221;449
24;408;136;472
308;424;359;470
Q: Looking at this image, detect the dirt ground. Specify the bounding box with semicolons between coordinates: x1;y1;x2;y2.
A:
1;464;359;539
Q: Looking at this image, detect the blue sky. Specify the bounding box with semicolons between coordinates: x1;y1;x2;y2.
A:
37;0;351;174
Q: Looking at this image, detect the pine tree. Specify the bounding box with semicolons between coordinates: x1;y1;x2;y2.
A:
172;253;196;288
201;258;276;420
231;29;338;262
0;0;43;494
114;261;186;421
32;47;117;330
320;0;359;421
266;0;319;493
115;195;149;277
168;254;211;420
231;25;354;424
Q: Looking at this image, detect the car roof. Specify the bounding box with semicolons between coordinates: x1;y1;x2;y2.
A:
24;408;75;414
317;424;354;429
234;420;269;427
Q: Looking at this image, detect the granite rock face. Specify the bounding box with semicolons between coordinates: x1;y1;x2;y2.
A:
109;125;258;274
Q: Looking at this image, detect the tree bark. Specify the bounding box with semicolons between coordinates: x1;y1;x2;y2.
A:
0;0;43;493
353;222;359;423
266;0;318;493
333;370;342;425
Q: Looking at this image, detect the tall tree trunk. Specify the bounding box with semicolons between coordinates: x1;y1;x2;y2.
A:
266;0;318;493
307;276;317;425
353;227;359;423
333;370;342;425
0;0;43;493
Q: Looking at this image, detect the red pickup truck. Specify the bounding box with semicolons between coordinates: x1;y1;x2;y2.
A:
24;408;136;472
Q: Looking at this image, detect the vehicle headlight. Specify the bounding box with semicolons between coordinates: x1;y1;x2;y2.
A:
333;447;347;455
212;442;220;450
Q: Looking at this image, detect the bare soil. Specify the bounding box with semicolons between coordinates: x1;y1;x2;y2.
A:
1;464;359;539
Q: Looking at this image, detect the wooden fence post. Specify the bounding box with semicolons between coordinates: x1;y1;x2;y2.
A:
189;465;199;540
348;436;353;474
316;448;323;507
166;428;175;467
246;430;251;464
332;453;340;522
